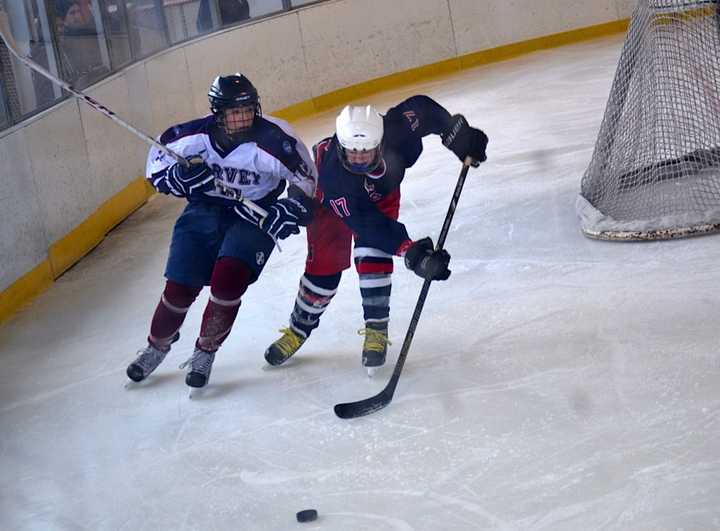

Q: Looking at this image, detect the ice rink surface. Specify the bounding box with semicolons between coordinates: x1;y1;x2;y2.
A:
2;34;719;530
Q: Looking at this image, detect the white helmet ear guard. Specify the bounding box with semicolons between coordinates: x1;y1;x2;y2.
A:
335;105;384;173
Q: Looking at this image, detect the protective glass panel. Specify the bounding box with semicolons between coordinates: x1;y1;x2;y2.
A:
99;1;132;69
0;7;22;125
123;0;167;58
248;0;284;19
0;0;63;115
0;80;10;129
54;0;112;88
164;0;212;43
0;0;330;132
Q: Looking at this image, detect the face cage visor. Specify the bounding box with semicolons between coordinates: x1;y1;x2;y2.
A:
338;144;384;174
215;104;258;136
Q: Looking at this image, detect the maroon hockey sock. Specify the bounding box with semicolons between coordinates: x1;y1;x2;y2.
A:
197;257;252;352
148;281;202;349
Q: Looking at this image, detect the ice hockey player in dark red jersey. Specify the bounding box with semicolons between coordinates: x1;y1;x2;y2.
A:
125;73;316;391
264;95;488;373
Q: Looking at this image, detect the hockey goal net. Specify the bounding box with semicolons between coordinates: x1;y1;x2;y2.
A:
577;0;720;240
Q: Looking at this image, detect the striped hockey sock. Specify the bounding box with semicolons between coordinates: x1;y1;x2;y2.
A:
354;246;393;326
358;272;392;325
289;273;341;338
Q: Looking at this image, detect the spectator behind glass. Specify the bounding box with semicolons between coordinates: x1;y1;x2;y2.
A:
197;0;250;33
62;0;95;33
54;0;107;87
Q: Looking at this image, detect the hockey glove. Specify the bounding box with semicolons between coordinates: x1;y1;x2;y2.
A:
165;158;215;198
404;237;451;281
233;202;263;226
284;191;315;227
260;197;313;241
441;114;488;167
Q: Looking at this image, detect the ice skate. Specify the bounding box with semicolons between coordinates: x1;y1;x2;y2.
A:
359;323;390;377
125;333;179;386
264;327;306;366
180;347;216;397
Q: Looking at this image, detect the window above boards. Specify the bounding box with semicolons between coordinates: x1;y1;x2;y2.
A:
0;0;326;132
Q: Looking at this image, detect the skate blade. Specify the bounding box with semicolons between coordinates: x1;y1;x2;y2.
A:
365;366;378;378
188;387;205;399
261;359;295;371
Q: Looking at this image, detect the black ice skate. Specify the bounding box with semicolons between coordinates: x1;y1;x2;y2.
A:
359;323;390;377
180;347;216;395
264;327;306;366
126;333;179;384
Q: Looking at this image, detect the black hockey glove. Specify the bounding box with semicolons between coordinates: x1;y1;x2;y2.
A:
441;114;488;167
166;158;215;198
404;237;451;281
261;197;313;241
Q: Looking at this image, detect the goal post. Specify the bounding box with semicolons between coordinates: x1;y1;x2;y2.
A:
577;0;720;241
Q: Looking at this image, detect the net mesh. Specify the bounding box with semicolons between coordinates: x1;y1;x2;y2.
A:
577;0;720;240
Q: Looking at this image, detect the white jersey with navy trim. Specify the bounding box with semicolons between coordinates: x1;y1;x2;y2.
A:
146;114;317;202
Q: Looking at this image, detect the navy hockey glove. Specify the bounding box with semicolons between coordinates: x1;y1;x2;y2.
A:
233;201;263;227
404;237;451;281
261;197;313;241
165;159;215;198
283;190;315;227
441;114;488;167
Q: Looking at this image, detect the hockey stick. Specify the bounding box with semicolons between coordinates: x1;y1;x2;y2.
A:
334;157;474;419
0;29;267;218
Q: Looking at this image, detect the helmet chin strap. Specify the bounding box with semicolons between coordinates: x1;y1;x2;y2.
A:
341;145;384;175
352;159;384;175
366;157;386;178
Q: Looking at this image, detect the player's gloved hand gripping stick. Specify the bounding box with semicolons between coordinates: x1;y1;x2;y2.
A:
0;28;267;220
334;157;477;419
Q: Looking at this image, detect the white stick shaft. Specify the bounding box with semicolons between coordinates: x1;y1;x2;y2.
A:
0;29;186;165
0;29;268;219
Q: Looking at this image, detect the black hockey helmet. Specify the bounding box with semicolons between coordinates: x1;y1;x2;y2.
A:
208;74;262;140
208;74;261;132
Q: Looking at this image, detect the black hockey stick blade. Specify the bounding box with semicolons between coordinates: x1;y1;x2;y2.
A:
333;385;394;419
334;158;474;419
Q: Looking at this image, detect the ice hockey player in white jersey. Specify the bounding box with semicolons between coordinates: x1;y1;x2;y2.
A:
126;73;317;391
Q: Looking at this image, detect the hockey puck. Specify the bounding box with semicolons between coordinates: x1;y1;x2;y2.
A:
296;509;318;523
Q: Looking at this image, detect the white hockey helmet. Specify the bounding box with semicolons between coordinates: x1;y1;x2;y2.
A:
335;105;384;174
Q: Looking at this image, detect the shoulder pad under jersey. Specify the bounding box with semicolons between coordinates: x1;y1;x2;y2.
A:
252;117;304;166
313;137;334;166
159;116;214;145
